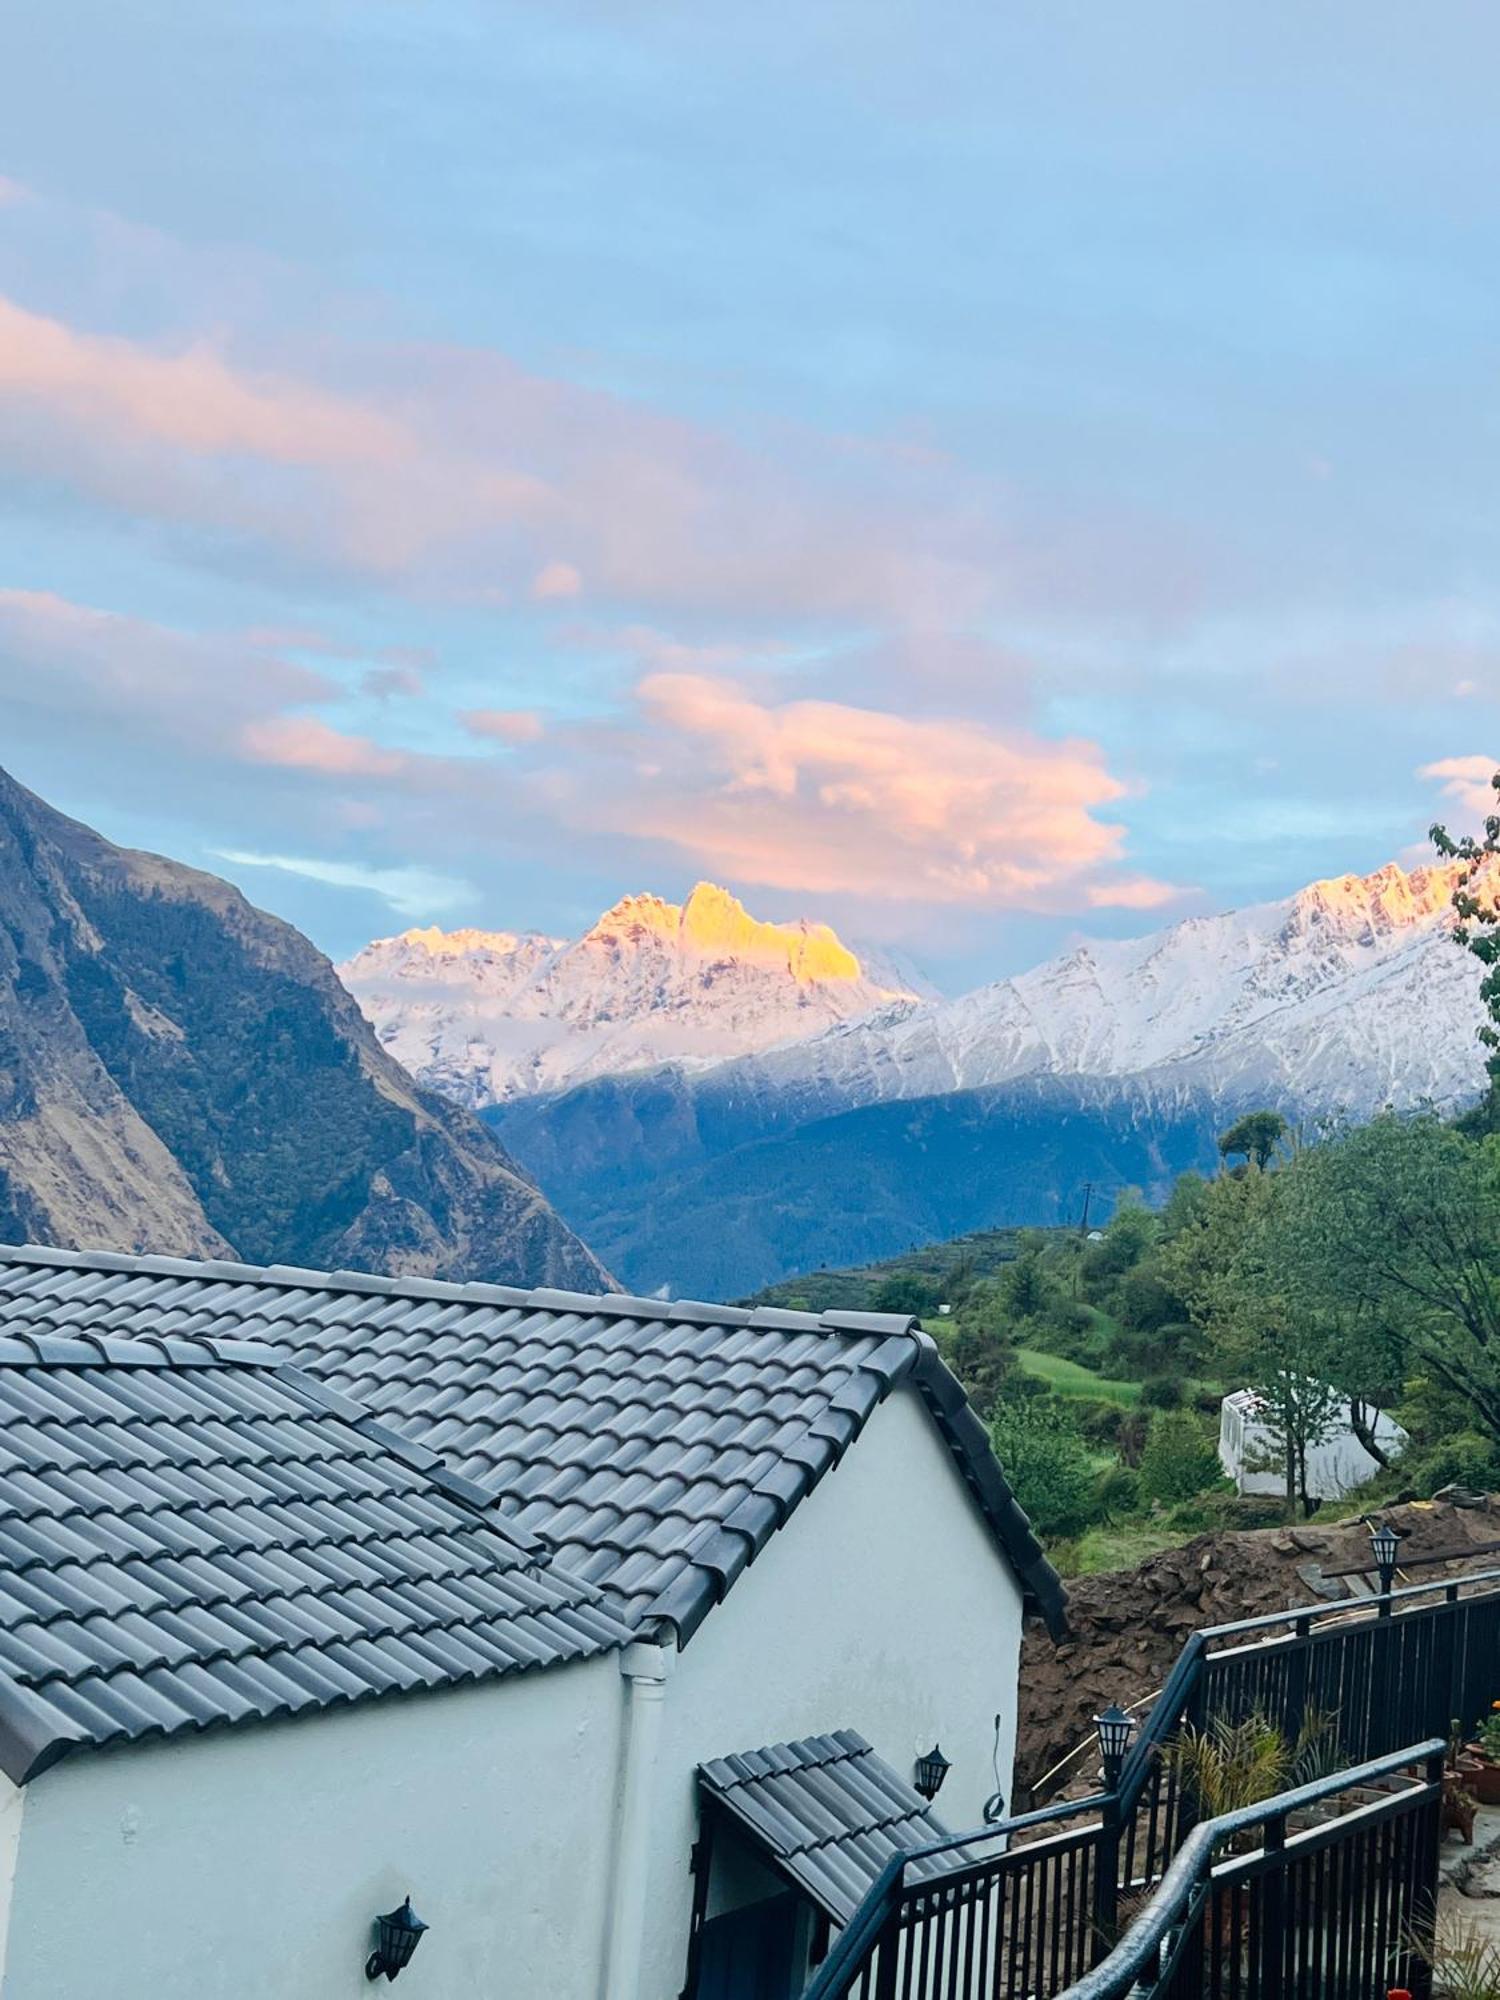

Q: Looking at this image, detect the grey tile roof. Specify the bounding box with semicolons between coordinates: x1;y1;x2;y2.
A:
0;1315;632;1784
698;1731;957;1924
0;1247;1066;1646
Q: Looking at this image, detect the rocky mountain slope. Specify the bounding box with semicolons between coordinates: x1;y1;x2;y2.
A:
0;768;606;1288
484;861;1490;1295
342;881;926;1107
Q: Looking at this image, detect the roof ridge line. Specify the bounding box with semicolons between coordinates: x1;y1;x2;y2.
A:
0;1243;918;1339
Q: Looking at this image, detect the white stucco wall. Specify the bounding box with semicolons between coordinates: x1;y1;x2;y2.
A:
0;1386;1031;2000
635;1385;1027;2000
0;1651;622;2000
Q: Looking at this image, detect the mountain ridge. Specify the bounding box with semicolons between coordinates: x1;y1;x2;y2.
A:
479;857;1491;1294
343;879;927;1107
0;768;607;1288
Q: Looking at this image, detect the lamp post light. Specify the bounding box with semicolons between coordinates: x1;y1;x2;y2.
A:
366;1897;428;1983
1094;1704;1136;1791
914;1744;952;1803
1370;1521;1401;1614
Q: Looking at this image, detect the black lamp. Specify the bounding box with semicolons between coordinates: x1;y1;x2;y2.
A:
1370;1520;1401;1609
914;1744;952;1802
366;1897;428;1983
1094;1704;1135;1788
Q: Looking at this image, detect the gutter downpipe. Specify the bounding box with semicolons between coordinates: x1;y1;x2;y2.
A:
601;1635;677;2000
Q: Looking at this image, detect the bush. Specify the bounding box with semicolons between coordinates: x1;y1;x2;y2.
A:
1406;1431;1500;1497
1141;1374;1185;1410
1076;1400;1127;1450
941;1320;1015;1419
872;1273;943;1318
1139;1409;1223;1506
1093;1462;1141;1520
990;1398;1100;1541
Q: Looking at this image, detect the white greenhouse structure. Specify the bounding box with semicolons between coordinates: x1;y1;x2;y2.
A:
1218;1387;1407;1502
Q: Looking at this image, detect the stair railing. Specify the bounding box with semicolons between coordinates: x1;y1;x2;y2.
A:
801;1567;1500;2000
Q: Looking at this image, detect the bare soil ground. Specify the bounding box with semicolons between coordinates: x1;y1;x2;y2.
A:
1017;1496;1500;1801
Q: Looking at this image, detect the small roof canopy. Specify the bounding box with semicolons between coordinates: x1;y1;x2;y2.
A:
697;1731;958;1925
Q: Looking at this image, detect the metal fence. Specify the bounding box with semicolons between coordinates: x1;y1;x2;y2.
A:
801;1569;1500;2000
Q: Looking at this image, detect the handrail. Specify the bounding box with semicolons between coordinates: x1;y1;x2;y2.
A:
1192;1563;1500;1646
1051;1738;1445;2000
800;1572;1500;2000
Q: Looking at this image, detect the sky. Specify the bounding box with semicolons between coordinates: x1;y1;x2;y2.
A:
1;1;1497;991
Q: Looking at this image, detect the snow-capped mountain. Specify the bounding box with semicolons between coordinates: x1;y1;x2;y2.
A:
708;859;1489;1122
341;881;927;1106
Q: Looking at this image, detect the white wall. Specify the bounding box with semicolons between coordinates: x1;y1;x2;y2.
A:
1;1387;1031;2000
1;1652;622;2000
635;1386;1026;2000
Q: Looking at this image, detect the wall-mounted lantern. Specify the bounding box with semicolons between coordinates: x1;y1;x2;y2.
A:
1370;1520;1401;1613
366;1897;428;1983
914;1744;952;1802
1094;1704;1135;1789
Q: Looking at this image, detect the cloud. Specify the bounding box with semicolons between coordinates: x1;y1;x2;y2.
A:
213;850;474;918
0;286;1154;629
363;663;427;700
240;715;410;778
1086;876;1189;910
462;708;546;745
0;295;406;468
0;588;330;748
1420;754;1499;822
555;671;1172;910
532;560;583;601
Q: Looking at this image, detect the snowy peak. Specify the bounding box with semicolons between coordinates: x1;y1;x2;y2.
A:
341;882;921;1106
583;881;869;986
1282;861;1461;945
705;856;1489;1124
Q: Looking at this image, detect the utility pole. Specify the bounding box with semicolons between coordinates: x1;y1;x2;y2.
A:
1078;1182;1094;1237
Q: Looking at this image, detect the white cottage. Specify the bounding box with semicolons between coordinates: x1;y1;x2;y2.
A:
0;1245;1065;2000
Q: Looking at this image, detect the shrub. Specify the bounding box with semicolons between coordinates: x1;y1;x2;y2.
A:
1139;1408;1223;1506
990;1398;1100;1541
1093;1462;1141;1520
872;1273;942;1318
1407;1431;1500;1498
1141;1374;1185;1410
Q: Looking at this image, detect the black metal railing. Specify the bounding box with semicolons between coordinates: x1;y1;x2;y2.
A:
1067;1741;1446;2000
801;1568;1500;2000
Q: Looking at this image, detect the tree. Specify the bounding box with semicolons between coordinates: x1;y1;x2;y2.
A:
1217;1110;1292;1174
1265;1115;1500;1446
1138;1408;1222;1505
989;1399;1098;1540
1159;1166;1343;1516
1432;766;1500;1093
871;1273;942;1318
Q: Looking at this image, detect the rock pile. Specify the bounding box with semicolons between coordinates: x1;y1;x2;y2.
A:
1017;1497;1500;1801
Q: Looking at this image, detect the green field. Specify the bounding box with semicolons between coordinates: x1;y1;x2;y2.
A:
1013;1347;1143;1405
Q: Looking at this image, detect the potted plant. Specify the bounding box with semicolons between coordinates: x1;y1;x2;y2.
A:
1463;1704;1500;1807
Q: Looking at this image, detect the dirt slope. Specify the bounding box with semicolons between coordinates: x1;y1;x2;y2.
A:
1018;1498;1500;1800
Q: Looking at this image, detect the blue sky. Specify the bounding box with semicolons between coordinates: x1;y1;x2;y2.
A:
1;0;1496;988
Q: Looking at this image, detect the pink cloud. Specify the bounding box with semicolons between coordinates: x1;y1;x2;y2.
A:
1420;754;1500;822
1086;876;1189;911
555;671;1171;910
0;286;1173;630
0;295;406;468
240;715;409;778
532;560;583;601
462;708;546;745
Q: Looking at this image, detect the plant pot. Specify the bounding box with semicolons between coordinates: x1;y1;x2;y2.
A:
1462;1748;1500;1805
